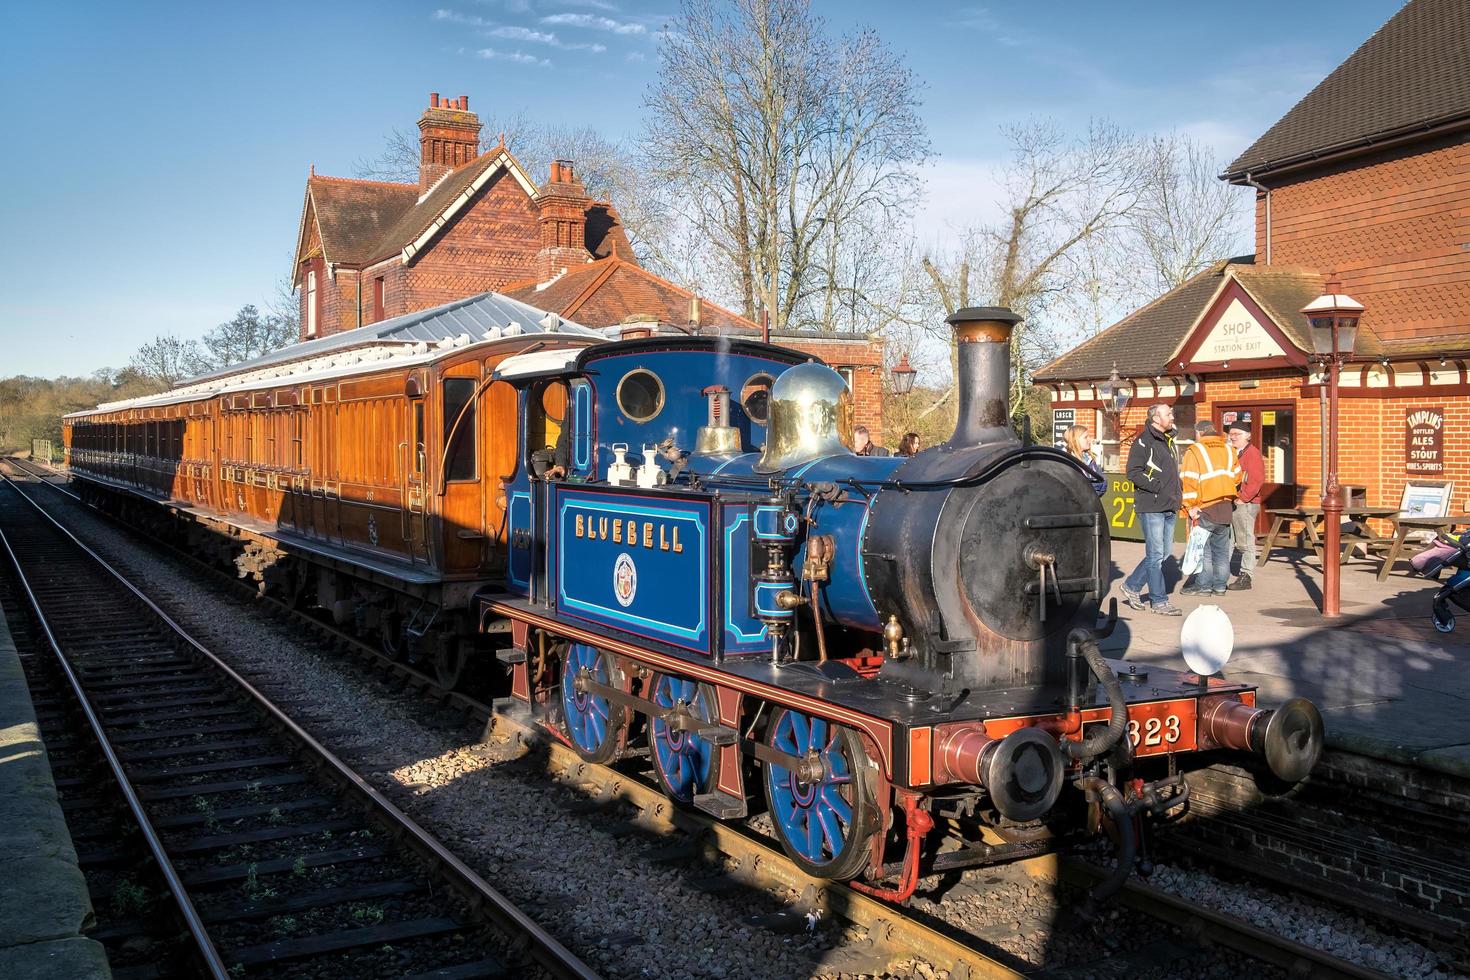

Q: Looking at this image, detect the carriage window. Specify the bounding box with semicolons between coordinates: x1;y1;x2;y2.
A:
443;378;477;481
741;372;775;425
412;401;425;475
616;368;664;422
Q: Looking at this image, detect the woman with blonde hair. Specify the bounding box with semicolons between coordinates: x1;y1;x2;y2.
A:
1063;424;1107;496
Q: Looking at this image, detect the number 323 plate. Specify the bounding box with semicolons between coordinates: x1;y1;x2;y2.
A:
1125;699;1198;755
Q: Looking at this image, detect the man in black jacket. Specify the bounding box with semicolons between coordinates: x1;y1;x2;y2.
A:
1120;404;1183;615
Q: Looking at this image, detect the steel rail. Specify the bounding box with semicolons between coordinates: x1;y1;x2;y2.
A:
0;487;233;979
0;471;600;980
484;709;1030;980
5;460;1414;978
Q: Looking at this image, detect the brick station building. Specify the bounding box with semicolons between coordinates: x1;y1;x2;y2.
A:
1035;0;1469;536
290;93;887;441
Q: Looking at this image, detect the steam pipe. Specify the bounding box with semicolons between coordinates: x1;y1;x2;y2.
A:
1074;775;1136;918
1062;629;1128;762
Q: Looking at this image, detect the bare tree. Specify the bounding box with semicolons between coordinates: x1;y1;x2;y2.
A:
353;128;422;184
1131;132;1249;293
196;305;296;372
645;0;931;331
921;120;1146;420
129;335;204;387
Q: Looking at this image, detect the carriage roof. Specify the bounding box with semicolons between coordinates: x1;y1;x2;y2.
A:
67;290;602;419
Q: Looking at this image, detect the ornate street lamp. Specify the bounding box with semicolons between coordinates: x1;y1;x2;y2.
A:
1301;280;1364;618
890;353;917;395
1098;362;1131;415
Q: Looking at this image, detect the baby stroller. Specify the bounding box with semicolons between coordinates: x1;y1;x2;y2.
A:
1410;530;1470;633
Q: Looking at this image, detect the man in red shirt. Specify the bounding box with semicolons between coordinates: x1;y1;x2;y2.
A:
1228;421;1265;590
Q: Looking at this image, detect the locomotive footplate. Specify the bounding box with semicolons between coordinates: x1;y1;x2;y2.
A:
480;594;1256;790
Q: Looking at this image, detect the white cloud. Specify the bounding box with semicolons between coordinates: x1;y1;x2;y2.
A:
625;50;646;62
436;9;494;27
540;12;645;34
477;46;552;67
487;25;606;51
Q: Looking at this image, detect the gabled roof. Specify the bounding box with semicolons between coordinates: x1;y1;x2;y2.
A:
376;145;540;266
293;176;419;282
1034;260;1384;382
1225;0;1470;179
292;144;636;284
502;257;759;335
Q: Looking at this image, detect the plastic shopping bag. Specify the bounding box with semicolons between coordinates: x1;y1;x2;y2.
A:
1180;521;1208;576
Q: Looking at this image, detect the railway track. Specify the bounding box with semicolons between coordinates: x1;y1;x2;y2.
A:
1;458;1407;978
0;467;596;980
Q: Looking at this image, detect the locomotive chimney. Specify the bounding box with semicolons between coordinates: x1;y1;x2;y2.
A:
945;306;1022;448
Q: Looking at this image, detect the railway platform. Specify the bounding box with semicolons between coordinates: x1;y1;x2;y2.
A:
1106;538;1470;779
0;606;111;979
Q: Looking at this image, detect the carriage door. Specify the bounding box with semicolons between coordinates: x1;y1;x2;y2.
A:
440;372;484;573
403;394;428;563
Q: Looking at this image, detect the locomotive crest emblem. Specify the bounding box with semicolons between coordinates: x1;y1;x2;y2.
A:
613;552;638;607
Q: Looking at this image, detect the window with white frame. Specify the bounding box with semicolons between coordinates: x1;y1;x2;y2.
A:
306;270;318;337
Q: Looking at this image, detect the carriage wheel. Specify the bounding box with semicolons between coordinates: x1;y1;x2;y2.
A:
434;637;467;690
560;643;627;763
763;707;878;880
379;609;407;661
648;675;721;805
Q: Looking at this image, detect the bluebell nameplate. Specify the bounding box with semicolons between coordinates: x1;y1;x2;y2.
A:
555;488;711;653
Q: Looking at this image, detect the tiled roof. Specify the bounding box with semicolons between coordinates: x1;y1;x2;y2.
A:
504;257;760;335
585;202;633;259
306;176;418;266
299;147;630;274
1035;261;1384;382
1225;0;1470;178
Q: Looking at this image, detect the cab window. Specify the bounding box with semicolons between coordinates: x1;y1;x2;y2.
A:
527;380;568;476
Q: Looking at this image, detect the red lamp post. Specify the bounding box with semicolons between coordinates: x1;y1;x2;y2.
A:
1301;280;1363;617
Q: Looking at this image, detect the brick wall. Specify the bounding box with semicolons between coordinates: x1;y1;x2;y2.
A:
403;170;541;312
1257;135;1470;342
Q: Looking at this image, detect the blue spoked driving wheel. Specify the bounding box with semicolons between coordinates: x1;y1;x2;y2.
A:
559;642;627;763
763;707;877;880
649;675;721;805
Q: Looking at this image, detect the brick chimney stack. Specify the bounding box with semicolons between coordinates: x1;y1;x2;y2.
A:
417;92;481;194
535;158;592;283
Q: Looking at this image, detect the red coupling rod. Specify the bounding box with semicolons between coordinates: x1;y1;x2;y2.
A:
849;790;933;904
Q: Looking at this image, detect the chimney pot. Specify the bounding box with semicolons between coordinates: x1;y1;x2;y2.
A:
460;95;469;109
944;306;1023;448
430;92;439;107
549;160;561;182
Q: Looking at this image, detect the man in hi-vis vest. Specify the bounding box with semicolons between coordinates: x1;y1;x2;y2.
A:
1179;419;1242;596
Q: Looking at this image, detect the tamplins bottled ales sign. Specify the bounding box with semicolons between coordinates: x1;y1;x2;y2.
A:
1405;407;1444;474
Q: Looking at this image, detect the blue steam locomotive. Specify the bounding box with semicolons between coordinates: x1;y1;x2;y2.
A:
482;307;1323;899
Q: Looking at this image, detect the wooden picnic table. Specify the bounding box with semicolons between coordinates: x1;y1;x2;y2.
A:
1375;514;1470;581
1260;505;1402;564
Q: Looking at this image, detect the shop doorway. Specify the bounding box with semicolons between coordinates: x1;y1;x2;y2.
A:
1217;403;1297;533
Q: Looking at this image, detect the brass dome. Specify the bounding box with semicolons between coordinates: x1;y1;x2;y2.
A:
756;362;852;472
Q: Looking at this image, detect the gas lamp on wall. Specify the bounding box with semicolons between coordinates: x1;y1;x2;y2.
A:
1300;279;1364;619
1098;362;1131;415
890;353;917;395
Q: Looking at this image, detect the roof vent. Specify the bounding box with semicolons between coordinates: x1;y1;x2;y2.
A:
483;326;502;340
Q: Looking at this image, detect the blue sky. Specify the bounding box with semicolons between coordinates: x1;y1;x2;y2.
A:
0;0;1401;377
